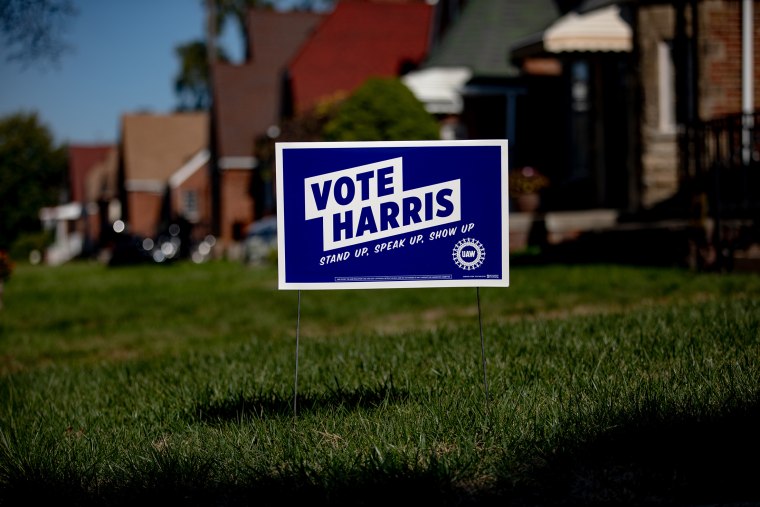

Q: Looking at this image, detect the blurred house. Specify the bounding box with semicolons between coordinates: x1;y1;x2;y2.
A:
399;0;568;250
395;0;758;265
207;0;436;257
415;0;562;145
43;0;755;267
119;112;210;244
83;145;119;252
510;3;635;212
210;9;324;254
39;144;117;265
508;0;759;265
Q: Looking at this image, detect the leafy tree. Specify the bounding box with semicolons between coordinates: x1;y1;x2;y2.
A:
174;40;228;111
0;0;76;66
324;77;440;141
0;112;67;250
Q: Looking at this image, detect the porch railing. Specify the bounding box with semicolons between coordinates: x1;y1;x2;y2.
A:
691;111;759;268
696;111;760;219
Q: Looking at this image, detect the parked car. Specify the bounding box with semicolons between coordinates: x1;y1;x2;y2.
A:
244;216;277;265
107;219;215;266
107;231;153;266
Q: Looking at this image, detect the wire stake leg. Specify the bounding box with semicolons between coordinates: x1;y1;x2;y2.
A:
477;287;490;408
293;290;302;419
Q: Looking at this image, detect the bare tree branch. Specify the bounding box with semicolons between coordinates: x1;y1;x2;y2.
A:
0;0;77;67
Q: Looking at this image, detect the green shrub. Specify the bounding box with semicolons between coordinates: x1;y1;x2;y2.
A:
10;229;53;263
324;77;440;141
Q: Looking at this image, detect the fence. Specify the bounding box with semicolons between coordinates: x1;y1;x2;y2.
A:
694;111;760;267
697;111;760;218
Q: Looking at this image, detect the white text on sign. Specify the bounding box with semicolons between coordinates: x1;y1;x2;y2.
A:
304;158;461;251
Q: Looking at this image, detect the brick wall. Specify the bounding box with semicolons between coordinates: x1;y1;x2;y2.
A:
220;169;255;250
128;192;162;238
171;164;212;243
702;0;760;119
637;0;759;209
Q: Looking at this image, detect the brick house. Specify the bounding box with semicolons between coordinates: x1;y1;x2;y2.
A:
82;145;119;252
505;0;758;264
118;112;210;243
406;0;571;182
69;144;118;253
635;0;760;206
39;144;117;264
512;0;758;209
208;0;436;257
210;9;323;254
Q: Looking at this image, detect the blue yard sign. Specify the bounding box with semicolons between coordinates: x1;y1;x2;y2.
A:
276;140;509;290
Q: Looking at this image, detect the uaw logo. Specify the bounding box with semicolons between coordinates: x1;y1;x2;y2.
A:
452;238;485;270
304;158;461;251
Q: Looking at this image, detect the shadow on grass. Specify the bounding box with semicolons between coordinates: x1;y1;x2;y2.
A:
499;398;760;506
193;381;411;422
4;399;760;506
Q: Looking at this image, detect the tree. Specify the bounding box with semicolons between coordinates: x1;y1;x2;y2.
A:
0;0;76;66
175;0;334;112
323;77;440;142
210;0;334;63
0;112;67;250
213;0;260;62
174;40;228;111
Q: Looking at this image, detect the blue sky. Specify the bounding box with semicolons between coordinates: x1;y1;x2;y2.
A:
0;1;320;146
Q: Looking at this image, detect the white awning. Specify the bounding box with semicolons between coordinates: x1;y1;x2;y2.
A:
402;67;473;114
544;5;632;53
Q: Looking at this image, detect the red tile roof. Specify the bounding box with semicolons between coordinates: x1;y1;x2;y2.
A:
213;9;323;158
288;0;434;114
68;144;115;203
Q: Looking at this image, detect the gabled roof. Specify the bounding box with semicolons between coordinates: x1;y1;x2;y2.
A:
424;0;561;77
121;112;208;186
68;144;115;203
288;0;434;114
213;9;323;158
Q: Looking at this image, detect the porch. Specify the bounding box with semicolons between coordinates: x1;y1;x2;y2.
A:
510;208;760;272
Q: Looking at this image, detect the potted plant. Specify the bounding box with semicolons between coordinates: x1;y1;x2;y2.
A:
0;250;13;310
509;166;550;212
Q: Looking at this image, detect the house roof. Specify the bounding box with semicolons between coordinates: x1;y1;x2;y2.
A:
288;0;434;114
424;0;561;77
121;112;208;186
213;9;323;158
68;144;115;203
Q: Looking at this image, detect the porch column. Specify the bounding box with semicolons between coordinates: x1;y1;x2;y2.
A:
742;0;754;166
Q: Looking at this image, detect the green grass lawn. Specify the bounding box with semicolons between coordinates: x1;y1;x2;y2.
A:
0;260;759;506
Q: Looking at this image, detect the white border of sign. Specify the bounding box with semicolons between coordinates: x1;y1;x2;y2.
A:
276;140;509;290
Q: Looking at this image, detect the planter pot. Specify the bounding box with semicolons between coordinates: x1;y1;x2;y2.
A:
514;193;541;213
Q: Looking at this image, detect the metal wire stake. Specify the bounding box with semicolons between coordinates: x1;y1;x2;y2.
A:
477;287;490;407
293;290;302;419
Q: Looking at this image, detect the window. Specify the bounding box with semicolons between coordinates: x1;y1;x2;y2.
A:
182;190;199;222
